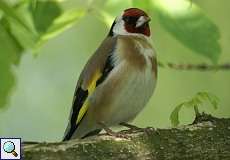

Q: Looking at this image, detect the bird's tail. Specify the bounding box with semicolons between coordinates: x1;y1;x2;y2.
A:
63;120;102;141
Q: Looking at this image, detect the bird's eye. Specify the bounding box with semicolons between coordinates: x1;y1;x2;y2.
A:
123;16;130;22
123;16;138;25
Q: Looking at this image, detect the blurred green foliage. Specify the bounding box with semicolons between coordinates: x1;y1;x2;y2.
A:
154;0;221;63
0;0;229;141
0;0;85;107
0;20;21;107
170;92;219;126
29;1;62;34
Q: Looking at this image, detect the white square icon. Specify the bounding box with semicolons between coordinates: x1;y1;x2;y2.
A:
0;138;21;160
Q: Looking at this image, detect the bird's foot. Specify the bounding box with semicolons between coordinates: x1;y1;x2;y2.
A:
144;127;160;136
99;122;130;139
120;122;142;131
105;128;130;139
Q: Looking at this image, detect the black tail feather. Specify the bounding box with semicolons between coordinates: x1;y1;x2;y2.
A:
63;128;101;141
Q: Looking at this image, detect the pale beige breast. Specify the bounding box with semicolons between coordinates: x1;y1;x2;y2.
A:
89;61;156;126
116;35;157;76
86;35;157;126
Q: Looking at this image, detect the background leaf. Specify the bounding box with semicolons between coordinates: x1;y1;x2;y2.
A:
153;0;221;63
196;92;219;109
37;8;85;46
29;1;62;34
0;0;30;31
3;1;39;50
170;103;184;126
0;20;22;108
0;0;85;109
170;92;219;126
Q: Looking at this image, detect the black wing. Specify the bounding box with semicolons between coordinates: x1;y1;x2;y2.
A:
63;54;114;141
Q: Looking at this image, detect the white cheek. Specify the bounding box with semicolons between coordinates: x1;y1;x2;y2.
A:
112;16;151;39
112;18;129;35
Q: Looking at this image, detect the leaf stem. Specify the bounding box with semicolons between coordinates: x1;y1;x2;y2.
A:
194;105;200;117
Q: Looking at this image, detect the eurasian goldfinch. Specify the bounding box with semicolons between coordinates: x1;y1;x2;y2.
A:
63;8;157;140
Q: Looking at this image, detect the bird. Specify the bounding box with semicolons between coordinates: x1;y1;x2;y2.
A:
63;8;157;141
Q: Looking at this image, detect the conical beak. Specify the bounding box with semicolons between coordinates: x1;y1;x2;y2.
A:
136;16;151;28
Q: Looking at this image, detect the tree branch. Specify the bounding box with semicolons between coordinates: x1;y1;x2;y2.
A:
159;62;230;71
23;114;230;160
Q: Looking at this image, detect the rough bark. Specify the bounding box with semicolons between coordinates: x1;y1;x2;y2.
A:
23;114;230;160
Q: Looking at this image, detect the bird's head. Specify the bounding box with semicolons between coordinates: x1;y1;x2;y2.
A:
109;8;151;37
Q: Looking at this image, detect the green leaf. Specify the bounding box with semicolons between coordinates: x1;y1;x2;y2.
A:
207;95;219;109
5;1;85;51
0;17;23;65
170;92;219;126
37;8;86;46
0;0;30;31
3;1;39;50
0;21;23;108
191;96;203;106
170;103;184;126
0;1;85;109
29;1;85;49
29;1;62;34
153;0;221;63
196;92;219;109
7;18;38;50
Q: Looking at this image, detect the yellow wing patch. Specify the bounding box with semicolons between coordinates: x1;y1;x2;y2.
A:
76;71;102;124
76;101;89;124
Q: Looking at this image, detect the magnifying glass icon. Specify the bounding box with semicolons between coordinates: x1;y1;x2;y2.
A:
3;141;18;157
